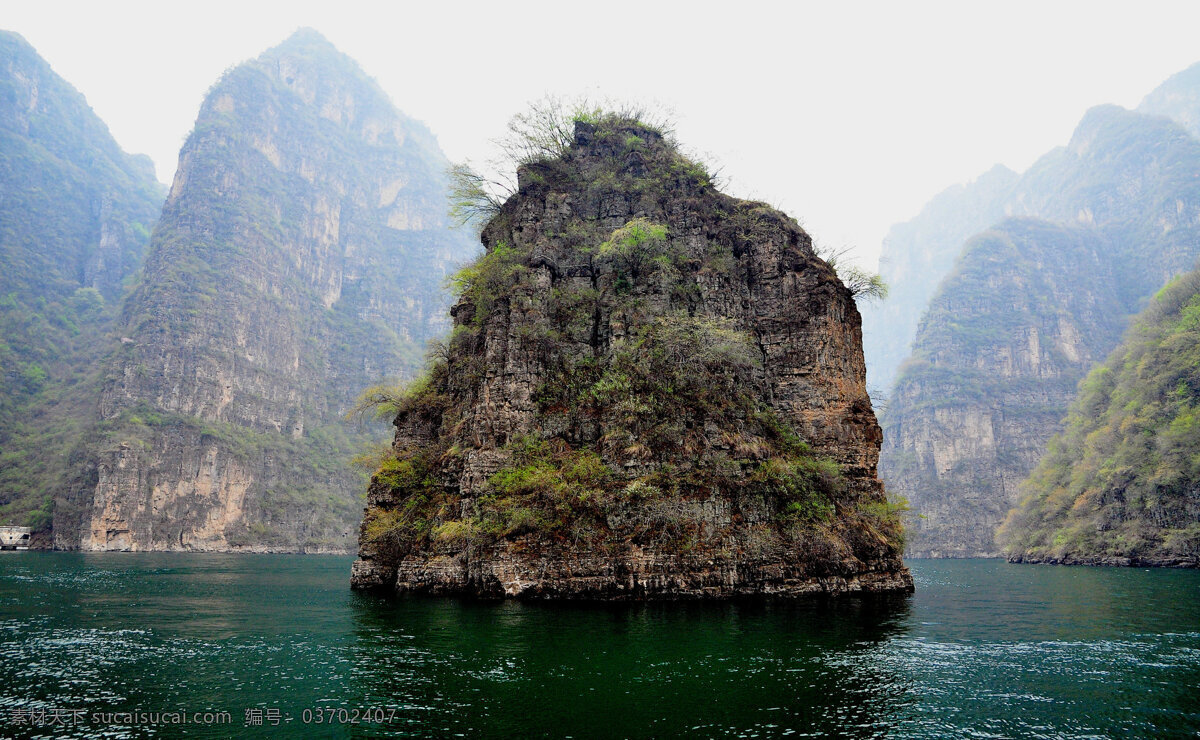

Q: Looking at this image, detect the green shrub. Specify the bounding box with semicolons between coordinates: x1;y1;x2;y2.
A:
750;457;839;523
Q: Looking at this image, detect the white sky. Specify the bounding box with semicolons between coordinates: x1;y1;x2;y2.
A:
7;0;1200;269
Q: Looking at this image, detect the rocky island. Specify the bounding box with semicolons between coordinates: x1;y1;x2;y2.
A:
352;114;911;598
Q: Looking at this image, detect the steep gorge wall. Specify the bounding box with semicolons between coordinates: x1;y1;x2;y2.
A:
55;30;475;552
1000;268;1200;567
882;220;1127;556
0;30;164;531
882;105;1200;557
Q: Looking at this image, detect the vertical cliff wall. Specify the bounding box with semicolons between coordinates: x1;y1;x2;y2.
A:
55;29;475;551
0;30;164;532
881;105;1200;557
352;117;911;598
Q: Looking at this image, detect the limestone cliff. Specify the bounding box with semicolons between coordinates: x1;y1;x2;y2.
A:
0;30;164;532
54;29;475;552
881;105;1200;557
351;117;911;598
882;219;1127;556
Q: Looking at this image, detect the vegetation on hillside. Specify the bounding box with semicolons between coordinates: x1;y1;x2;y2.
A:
999;268;1200;564
0;31;164;529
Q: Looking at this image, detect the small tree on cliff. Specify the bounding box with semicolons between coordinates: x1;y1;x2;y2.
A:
815;243;889;302
449;97;675;229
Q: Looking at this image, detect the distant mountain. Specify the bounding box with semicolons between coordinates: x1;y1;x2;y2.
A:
54;29;477;552
0;30;164;532
1139;60;1200;139
881;102;1200;557
862;164;1017;395
863;56;1200;399
1000;268;1200;567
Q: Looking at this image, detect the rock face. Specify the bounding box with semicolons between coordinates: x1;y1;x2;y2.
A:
0;31;164;531
882;219;1127;556
352;117;911;598
861;164;1017;395
881;104;1200;557
54;30;475;552
1000;268;1200;567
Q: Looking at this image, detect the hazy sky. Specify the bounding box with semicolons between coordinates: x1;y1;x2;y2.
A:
7;0;1200;269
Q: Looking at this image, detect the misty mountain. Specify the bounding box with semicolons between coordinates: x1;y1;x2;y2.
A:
0;30;164;531
879;81;1200;557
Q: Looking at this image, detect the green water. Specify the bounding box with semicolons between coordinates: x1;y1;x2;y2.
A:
0;555;1197;738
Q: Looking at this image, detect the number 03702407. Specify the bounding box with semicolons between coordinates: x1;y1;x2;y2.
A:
300;707;400;724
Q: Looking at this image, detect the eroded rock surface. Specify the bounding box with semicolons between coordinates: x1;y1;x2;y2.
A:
352;118;911;598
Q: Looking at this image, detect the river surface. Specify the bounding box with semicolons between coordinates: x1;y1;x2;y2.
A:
0;554;1196;738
